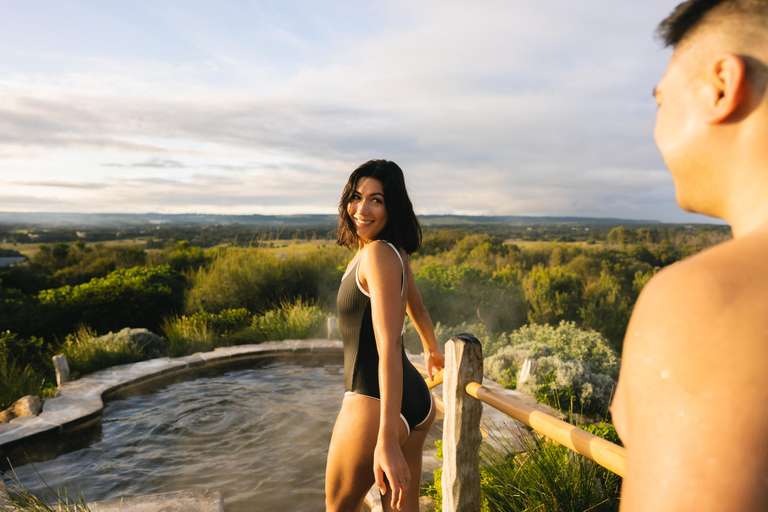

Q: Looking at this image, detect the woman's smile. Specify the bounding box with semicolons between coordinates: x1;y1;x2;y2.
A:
347;177;388;244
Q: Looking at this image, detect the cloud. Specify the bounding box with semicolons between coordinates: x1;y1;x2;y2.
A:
0;0;704;222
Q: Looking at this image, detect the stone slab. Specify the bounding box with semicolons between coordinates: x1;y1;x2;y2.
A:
88;488;224;512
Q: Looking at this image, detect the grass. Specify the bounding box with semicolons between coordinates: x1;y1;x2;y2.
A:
237;300;326;343
60;325;147;379
162;300;328;357
0;358;55;411
480;424;621;512
1;464;90;512
421;422;622;512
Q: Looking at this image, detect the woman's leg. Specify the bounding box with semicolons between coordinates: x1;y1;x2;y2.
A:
325;394;408;512
382;403;437;512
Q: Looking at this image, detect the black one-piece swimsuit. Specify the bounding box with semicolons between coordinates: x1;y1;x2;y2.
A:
336;241;433;435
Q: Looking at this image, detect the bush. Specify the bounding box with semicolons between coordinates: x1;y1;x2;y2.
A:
162;308;251;357
237;300;326;343
484;322;620;417
185;248;344;315
480;425;621;511
60;326;155;379
38;266;186;338
0;332;57;410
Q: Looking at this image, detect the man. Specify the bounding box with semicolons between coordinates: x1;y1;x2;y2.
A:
611;0;768;510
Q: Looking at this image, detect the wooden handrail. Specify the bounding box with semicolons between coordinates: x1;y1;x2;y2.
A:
426;368;444;389
465;381;626;477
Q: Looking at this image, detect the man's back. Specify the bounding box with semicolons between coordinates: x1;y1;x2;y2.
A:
611;0;768;510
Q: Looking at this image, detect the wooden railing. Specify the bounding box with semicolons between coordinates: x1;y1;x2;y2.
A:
428;333;626;512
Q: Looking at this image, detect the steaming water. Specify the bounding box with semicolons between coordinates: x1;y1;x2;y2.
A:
5;356;344;512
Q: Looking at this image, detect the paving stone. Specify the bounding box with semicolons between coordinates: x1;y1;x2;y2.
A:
87;488;224;512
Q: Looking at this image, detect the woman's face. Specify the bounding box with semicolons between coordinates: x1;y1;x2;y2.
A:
346;177;388;245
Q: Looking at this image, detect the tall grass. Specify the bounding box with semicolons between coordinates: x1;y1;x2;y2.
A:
237;300;326;343
0;466;90;512
185;247;345;315
0;358;55;411
480;425;621;512
162;301;327;356
421;423;621;512
60;326;146;379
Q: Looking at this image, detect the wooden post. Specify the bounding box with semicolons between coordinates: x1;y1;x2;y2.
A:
442;333;483;512
327;316;338;340
52;354;70;387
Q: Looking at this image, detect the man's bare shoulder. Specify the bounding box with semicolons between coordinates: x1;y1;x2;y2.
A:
616;231;768;511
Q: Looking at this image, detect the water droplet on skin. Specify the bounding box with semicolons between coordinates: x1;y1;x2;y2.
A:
661;370;670;379
634;331;640;337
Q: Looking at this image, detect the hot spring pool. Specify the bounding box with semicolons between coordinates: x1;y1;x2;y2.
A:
4;355;345;512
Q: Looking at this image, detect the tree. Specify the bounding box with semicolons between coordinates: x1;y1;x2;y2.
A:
525;265;584;325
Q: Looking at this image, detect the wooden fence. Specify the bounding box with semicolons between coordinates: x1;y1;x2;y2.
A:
430;333;626;512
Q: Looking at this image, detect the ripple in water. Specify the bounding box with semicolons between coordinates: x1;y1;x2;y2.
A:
5;357;345;512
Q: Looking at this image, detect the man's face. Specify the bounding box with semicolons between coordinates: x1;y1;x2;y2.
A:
653;48;710;212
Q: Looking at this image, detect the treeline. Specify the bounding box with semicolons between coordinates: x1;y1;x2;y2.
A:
0;224;728;411
408;226;728;351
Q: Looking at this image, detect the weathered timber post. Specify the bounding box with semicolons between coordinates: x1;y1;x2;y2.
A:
327;316;338;340
442;333;483;512
52;354;70;387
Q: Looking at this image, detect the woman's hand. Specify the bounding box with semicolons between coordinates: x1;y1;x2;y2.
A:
425;349;445;382
373;437;411;510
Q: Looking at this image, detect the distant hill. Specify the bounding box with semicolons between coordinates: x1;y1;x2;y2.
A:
0;212;661;229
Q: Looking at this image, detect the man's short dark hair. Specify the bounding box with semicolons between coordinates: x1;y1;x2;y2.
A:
657;0;768;47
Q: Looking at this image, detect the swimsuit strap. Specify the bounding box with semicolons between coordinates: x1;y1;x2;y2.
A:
381;241;405;297
355;240;405;297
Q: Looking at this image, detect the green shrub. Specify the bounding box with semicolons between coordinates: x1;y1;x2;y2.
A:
38;266;186;338
0;282;43;339
185;248;344;315
480;425;621;511
237;300;326;343
60;326;150;379
421;425;621;512
162;308;251;357
525;265;584;326
0;331;56;409
484;322;620;418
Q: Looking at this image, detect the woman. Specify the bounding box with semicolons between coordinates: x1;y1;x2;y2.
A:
326;160;445;512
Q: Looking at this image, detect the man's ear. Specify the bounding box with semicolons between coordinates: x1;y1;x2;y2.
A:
708;53;746;124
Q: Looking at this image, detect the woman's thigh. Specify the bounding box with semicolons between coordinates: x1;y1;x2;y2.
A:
326;394;406;512
381;403;436;512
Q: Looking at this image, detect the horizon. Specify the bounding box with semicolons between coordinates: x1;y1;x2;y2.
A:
0;1;707;223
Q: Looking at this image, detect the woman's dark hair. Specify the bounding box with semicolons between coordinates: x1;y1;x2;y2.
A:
337;159;422;254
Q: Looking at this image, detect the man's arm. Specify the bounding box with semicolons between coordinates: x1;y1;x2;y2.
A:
615;257;768;511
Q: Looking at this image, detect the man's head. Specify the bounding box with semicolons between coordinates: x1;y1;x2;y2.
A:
654;0;768;219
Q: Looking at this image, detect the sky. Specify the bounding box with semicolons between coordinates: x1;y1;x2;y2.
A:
0;0;714;223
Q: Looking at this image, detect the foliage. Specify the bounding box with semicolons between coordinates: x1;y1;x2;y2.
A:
60;326;151;379
0;283;43;340
484;323;619;417
149;240;209;273
525;265;584;326
480;425;621;511
414;262;527;334
0;466;90;512
162;308;251;357
185;248;344;315
237;300;326;343
421;425;621;512
580;271;632;351
0;332;56;410
38;265;186;339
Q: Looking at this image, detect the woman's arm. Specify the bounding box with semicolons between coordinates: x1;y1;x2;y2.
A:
404;259;445;380
358;241;410;509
